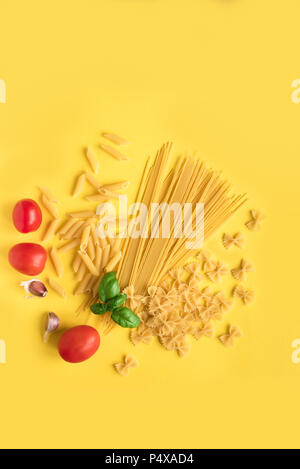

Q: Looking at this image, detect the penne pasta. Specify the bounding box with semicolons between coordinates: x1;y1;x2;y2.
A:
68;210;95;219
77;250;99;276
58;238;80;252
87;236;95;260
49;246;64;277
94;246;103;271
102;181;129;191
48;277;66;298
39;186;58;203
85;194;109;203
72;173;86;197
76;261;86;282
72;253;81;273
99;144;129;161
101;244;111;270
105;251;122;272
41;194;59;219
42;219;60;242
74;272;93;295
57;217;77;236
90;224;100;247
102;132;130;146
86;147;99;174
85;171;102;190
80;225;91;251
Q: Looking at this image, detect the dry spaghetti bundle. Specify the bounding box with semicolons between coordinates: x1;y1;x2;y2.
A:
117;142;246;295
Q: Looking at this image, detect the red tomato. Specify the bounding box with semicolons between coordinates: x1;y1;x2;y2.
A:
8;243;47;275
58;325;100;363
12;199;42;233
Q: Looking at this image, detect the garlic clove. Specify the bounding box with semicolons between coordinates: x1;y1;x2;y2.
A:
20;279;48;298
43;312;60;343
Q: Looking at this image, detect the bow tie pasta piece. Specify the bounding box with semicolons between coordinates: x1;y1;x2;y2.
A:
231;258;254;281
233;285;255;304
219;325;242;347
222;232;245;249
206;261;229;282
114;354;139;376
245;210;265;231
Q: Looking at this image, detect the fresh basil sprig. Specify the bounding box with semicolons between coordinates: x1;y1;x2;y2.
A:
90;272;140;329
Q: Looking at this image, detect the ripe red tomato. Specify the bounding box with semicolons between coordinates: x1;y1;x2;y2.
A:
8;243;47;275
58;325;100;363
12;199;42;233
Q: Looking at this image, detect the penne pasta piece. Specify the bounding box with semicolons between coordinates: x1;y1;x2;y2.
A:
41;219;60;242
48;277;66;298
86;147;99;174
72;173;86;197
102;132;130;146
38;186;59;203
98;188;121;199
62;220;85;239
90;224;100;247
41;194;59;219
72;253;81;273
57;217;78;236
76;261;86;282
68;210;95;218
111;236;123;255
80;225;91;251
105;251;122;272
101;244;111;270
99;144;129;161
74;273;93;295
99;237;108;250
102;181;129;191
49;246;64;277
94;246;103;271
58;238;80;252
87;236;95;260
85;194;109;203
77;250;99;276
85;171;102;190
92;277;102;296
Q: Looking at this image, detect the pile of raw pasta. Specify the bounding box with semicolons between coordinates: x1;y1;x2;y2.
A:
38;135;263;373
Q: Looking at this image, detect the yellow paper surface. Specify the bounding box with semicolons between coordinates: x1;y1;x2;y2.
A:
0;0;300;449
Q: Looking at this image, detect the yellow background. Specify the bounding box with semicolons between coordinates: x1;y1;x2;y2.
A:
0;0;300;449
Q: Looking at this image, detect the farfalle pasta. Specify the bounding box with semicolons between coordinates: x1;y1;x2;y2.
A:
219;325;242;347
245;210;264;231
206;261;229;282
222;232;245;249
114;355;139;376
233;285;255;304
231;258;254;281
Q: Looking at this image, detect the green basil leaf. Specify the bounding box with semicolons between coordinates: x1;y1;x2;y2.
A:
90;303;108;315
106;294;127;311
98;271;118;302
111;307;141;328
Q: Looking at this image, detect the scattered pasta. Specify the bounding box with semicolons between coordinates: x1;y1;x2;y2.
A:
102;132;130;146
245;210;264;231
233;285;255;304
99;144;129;161
231;258;254;281
47;277;66;298
219;325;242;346
114;355;138;376
49;246;64;277
222;232;245;249
86;146;99;174
42;219;60;242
